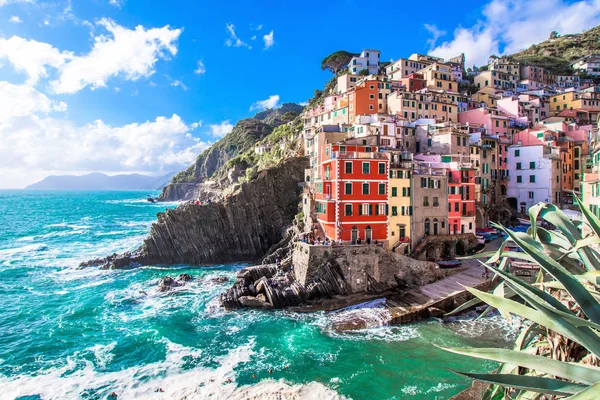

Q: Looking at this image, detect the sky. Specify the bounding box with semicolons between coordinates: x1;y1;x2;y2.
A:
1;0;600;188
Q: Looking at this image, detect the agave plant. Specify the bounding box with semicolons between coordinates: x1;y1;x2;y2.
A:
442;196;600;399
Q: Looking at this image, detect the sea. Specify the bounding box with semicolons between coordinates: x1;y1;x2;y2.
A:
0;190;518;399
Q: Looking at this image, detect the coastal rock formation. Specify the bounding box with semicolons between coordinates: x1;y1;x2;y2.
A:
221;243;441;310
158;104;304;201
82;157;308;269
157;273;193;292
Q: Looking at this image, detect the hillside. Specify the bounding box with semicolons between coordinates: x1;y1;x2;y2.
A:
507;25;600;74
25;172;176;190
158;103;304;201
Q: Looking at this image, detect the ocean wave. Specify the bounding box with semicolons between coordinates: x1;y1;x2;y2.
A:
0;338;265;400
45;222;91;230
0;243;49;257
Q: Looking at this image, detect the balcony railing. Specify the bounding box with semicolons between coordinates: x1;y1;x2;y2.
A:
331;151;387;160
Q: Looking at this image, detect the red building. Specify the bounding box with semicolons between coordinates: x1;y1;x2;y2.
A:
315;143;389;244
447;167;476;234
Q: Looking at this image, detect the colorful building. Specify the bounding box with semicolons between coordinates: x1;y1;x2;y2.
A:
388;151;413;253
316;143;389;244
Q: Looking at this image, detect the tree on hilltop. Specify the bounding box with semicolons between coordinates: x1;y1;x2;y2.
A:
321;51;357;75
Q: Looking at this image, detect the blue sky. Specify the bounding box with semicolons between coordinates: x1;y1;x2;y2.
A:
1;0;599;188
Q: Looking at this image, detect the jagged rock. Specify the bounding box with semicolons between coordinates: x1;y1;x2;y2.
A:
176;273;193;282
83;158;308;269
209;276;229;284
239;295;273;309
158;276;180;292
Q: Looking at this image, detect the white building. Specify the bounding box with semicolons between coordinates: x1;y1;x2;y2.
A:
348;49;380;75
571;54;600;77
507;144;562;213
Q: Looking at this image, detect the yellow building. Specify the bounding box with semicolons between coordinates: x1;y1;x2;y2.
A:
549;91;600;117
475;70;518;91
388;152;412;253
471;87;499;108
418;62;459;92
387;90;459;122
489;57;520;80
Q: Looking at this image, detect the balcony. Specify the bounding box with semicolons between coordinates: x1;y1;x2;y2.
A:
390;161;413;169
543;149;561;159
331;151;387;160
500;175;510;181
461;211;476;217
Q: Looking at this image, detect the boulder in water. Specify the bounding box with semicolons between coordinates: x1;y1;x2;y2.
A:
176;273;193;282
158;276;181;292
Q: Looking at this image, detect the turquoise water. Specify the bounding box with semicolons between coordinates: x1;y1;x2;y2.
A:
0;190;516;399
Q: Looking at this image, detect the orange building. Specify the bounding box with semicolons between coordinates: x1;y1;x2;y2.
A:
347;79;386;122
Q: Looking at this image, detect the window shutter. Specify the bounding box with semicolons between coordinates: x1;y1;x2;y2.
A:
375;205;379;215
369;204;373;215
386;205;389;215
359;205;363;216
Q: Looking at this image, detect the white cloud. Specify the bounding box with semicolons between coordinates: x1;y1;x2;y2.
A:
250;35;257;41
225;23;251;49
170;79;188;90
250;94;279;111
9;16;22;24
0;36;71;85
0;82;209;188
424;24;446;49
109;0;124;7
0;0;32;6
209;120;233;138
194;60;206;75
0;19;181;92
51;18;182;94
263;30;274;50
429;0;600;67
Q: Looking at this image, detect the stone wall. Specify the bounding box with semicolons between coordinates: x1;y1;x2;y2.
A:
412;233;478;261
292;242;442;293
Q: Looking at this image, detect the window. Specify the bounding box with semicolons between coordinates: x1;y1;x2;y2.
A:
378;183;386;195
433;197;439;207
455;202;459;212
378;163;386;174
378;204;386;215
340;146;346;154
423;196;429;207
362;183;370;195
359;204;372;216
345;204;353;216
392;187;398;197
345;183;352;195
345;162;352;174
517;175;522;183
421;177;427;188
516;162;522;170
392;206;398;216
530;175;535;183
528;191;534;200
362;162;370;174
529;161;535;169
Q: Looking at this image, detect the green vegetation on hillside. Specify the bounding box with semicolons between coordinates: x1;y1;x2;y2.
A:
321;50;358;74
508;25;600;74
170;103;304;185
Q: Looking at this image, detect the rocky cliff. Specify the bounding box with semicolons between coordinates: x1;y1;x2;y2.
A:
159;103;304;201
82;157;309;269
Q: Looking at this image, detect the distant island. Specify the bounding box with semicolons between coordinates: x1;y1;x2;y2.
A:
25;172;176;190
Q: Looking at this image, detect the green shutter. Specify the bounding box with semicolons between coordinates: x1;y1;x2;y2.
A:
369;204;373;215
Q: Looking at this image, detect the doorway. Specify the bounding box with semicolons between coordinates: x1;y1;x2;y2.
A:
351;226;358;244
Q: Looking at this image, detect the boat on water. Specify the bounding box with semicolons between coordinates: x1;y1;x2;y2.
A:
475;234;486;244
438;260;462;268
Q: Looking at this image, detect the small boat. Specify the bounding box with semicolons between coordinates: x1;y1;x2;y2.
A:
476;234;486;244
517;218;531;226
438;260;462;268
